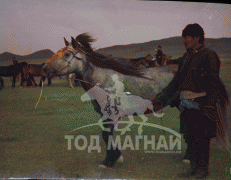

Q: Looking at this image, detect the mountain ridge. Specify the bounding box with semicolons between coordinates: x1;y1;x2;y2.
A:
96;37;231;59
1;37;230;65
0;49;54;65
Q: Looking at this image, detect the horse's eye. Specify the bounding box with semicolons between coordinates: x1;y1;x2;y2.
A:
64;53;70;57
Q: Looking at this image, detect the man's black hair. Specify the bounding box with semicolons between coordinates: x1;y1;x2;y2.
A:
158;46;161;48
182;23;205;44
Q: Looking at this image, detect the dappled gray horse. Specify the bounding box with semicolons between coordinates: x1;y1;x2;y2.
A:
62;33;180;168
81;84;164;135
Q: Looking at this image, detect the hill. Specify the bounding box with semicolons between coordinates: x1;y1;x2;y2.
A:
0;49;54;65
0;37;230;65
96;37;231;59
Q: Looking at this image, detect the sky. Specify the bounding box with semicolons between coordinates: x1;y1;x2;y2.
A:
0;0;230;55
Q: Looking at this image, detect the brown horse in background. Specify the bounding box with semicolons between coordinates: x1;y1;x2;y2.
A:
20;63;46;87
155;53;169;66
130;54;153;69
0;57;28;88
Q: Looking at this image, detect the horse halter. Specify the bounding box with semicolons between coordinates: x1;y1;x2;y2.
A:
46;47;82;75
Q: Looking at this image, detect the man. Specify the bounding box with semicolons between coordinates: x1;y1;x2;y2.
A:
156;45;163;65
152;23;229;179
13;57;18;65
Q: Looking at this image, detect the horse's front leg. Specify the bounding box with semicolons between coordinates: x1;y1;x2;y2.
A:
100;118;122;168
48;77;52;86
39;76;46;87
12;76;16;87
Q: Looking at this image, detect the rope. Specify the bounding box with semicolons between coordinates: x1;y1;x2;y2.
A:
74;78;97;86
35;81;43;109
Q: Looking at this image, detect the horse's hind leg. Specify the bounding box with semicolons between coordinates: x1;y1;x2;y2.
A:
100;119;122;168
20;77;26;87
12;76;16;87
28;75;37;87
39;76;46;87
31;76;37;86
48;77;52;86
26;74;33;87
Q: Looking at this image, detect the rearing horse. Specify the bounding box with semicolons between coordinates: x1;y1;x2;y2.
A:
57;33;179;168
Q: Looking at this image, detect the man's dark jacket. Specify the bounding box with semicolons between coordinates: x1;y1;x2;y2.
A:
156;45;229;139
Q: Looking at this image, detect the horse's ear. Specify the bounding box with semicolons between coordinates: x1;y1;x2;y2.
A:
64;37;69;47
71;36;77;49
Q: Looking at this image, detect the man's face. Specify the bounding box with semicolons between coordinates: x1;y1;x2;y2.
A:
183;36;199;50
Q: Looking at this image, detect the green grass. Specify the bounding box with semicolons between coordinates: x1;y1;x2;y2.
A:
0;63;231;179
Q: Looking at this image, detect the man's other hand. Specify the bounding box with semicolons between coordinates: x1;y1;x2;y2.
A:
152;98;163;112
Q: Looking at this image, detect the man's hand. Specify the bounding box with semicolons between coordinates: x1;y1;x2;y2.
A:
152;98;164;112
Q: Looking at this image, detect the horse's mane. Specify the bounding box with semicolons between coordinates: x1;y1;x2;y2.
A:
75;33;143;77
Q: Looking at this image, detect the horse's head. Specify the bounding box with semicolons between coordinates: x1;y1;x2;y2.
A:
48;40;77;64
44;38;84;75
145;54;153;61
70;33;98;63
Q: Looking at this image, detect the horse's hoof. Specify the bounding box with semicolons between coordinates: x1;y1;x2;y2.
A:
99;160;113;169
183;159;190;164
117;155;124;163
98;164;107;169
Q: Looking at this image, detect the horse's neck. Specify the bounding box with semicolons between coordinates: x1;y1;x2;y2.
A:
82;58;116;87
80;57;98;83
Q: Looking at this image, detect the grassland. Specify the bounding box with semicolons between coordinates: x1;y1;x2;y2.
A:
0;62;231;179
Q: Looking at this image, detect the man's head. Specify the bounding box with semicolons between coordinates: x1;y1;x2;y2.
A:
158;46;161;50
182;23;205;50
13;57;18;65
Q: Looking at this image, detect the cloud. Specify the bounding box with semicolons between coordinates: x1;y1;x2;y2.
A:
2;33;37;55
